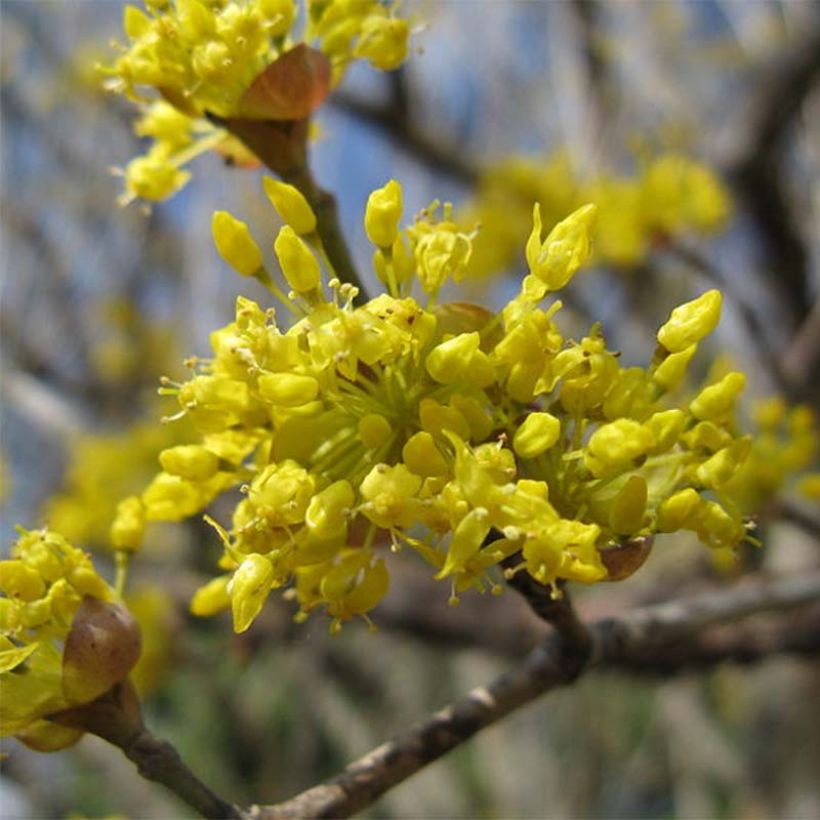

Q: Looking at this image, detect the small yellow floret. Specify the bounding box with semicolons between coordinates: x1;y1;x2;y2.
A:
526;203;596;291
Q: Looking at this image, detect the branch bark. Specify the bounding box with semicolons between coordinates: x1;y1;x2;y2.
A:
729;25;820;327
251;571;820;819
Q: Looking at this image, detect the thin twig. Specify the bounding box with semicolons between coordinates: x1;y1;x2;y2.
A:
221;116;367;298
251;571;820;819
330;90;479;186
55;681;245;820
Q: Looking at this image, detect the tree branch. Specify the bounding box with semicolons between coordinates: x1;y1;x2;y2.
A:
330;90;479;186
728;25;820;327
55;681;244;820
250;572;820;819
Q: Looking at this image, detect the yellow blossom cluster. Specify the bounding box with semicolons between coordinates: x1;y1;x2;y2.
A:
139;179;754;634
0;529;140;750
725;397;820;516
465;152;731;276
44;416;192;552
105;0;411;203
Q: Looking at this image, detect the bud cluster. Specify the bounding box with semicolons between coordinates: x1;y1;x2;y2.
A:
106;0;411;203
0;530;140;749
140;180;754;633
466;152;732;276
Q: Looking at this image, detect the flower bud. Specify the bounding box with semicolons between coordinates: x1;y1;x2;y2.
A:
657;290;722;353
696;438;751;489
190;575;231;617
690;371;746;421
644;409;686;453
274;226;321;292
229;554;275;633
263;177;317;235
426;332;494;387
585;419;655;477
109;496;146;553
513;412;561;459
403;431;448;477
305;480;354;538
212;211;263;276
365;180;403;247
358;413;392;449
656;488;701;531
652;344;696;391
257;372;319;406
123;5;152;39
159;445;220;481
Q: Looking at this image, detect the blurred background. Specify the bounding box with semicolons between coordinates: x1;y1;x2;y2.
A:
1;1;819;817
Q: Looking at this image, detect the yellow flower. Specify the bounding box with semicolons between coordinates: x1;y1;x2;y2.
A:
526;203;597;291
143;184;755;631
107;0;414;203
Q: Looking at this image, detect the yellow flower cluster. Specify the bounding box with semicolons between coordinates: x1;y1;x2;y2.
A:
147;180;752;633
725;397;820;516
44;416;191;552
106;0;411;203
0;529;140;750
465;152;731;276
